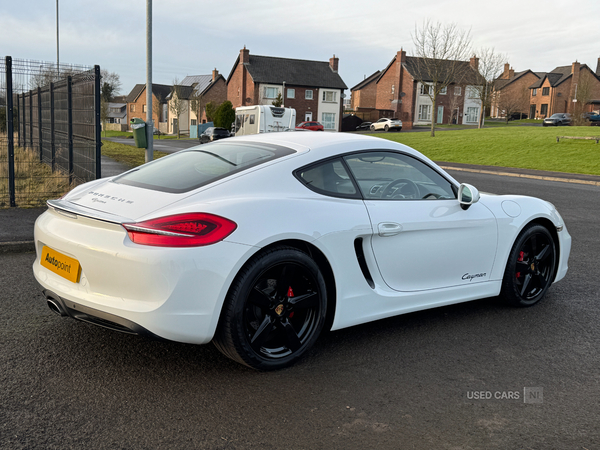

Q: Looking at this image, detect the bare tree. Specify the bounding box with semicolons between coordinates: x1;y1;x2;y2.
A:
572;69;594;126
495;84;530;124
169;78;185;138
411;20;472;136
469;48;505;128
447;87;462;125
100;70;122;102
190;85;205;130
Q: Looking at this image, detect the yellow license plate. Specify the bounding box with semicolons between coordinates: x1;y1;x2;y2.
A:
40;246;81;283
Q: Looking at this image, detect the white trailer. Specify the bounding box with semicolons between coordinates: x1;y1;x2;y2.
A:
233;106;296;136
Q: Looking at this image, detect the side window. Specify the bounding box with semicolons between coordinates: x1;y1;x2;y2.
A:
343;152;456;200
295;159;358;198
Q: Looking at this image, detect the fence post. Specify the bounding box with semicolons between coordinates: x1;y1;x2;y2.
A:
94;65;101;179
67;76;73;183
17;93;22;148
6;56;16;207
29;90;33;151
22;93;27;149
37;87;42;162
50;82;55;172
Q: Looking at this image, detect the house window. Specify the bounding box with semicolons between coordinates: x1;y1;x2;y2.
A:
418;104;432;121
540;104;548;117
542;87;549;96
467;87;478;98
322;112;336;129
419;84;433;95
142;105;147;113
391;85;395;94
264;87;278;99
191;119;197;126
322;91;337;102
440;86;447;95
305;90;313;100
287;88;295;99
532;88;537;96
466;107;479;123
454;86;461;96
130;104;136;112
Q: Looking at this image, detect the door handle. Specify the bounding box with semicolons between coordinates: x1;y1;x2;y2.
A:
378;222;403;237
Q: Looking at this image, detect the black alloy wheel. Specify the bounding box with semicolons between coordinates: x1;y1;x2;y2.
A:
214;246;327;370
501;224;557;306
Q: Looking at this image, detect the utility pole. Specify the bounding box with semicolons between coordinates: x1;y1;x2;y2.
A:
56;0;59;77
145;0;153;162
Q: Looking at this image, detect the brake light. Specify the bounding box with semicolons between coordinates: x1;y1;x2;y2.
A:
122;213;237;247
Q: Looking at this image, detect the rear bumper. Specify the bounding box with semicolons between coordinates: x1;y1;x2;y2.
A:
44;289;162;338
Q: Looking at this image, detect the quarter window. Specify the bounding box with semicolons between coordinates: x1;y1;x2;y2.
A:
296;159;357;197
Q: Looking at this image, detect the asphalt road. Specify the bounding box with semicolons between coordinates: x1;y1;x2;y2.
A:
1;171;599;449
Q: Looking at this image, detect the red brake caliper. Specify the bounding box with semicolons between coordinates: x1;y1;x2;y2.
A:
287;287;295;318
516;251;525;279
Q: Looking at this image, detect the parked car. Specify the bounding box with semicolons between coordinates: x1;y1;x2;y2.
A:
199;127;230;143
33;133;571;370
585;112;600;126
356;121;372;130
295;121;324;131
507;112;528;121
543;113;571;127
370;117;403;132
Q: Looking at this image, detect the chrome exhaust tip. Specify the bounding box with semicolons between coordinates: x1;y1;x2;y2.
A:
47;297;67;317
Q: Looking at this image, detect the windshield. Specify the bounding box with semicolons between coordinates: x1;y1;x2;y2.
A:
113;142;295;193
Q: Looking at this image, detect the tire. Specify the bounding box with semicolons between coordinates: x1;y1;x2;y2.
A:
213;246;327;370
370;125;375;131
500;224;556;307
384;125;389;131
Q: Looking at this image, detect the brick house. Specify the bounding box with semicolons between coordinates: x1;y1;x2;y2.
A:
528;60;600;119
491;64;541;119
227;47;347;131
166;70;227;134
126;84;172;132
373;50;483;129
350;70;380;114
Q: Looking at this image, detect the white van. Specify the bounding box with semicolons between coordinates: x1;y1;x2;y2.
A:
233;106;296;136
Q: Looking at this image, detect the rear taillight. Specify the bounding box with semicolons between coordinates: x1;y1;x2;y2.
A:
122;213;237;247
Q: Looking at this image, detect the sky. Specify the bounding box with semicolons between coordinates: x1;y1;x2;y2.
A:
2;0;600;98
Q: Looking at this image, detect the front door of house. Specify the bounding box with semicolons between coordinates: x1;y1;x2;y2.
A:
437;106;444;124
530;105;536;119
305;112;312;121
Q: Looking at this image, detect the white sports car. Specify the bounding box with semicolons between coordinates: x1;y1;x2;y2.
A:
33;133;571;370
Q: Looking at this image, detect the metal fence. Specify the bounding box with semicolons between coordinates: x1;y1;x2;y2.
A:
1;56;101;207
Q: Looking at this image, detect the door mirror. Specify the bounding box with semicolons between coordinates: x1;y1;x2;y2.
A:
458;183;480;210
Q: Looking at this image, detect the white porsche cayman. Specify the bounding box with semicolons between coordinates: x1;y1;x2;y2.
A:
33;132;571;370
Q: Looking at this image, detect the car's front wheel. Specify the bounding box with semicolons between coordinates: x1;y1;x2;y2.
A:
384;125;389;131
214;246;327;370
500;223;556;307
370;125;375;131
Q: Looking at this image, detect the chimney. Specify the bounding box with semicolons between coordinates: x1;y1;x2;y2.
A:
503;63;510;79
329;54;339;73
509;67;514;78
470;56;479;72
597;57;600;76
397;48;406;64
212;68;219;81
240;46;250;65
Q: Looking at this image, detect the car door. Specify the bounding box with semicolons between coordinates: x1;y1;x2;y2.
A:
344;151;498;292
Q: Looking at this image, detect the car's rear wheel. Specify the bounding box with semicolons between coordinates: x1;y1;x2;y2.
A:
214;246;327;370
500;224;556;307
384;125;389;131
370;125;375;131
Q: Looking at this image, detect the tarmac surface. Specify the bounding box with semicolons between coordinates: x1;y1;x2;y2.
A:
1;152;600;254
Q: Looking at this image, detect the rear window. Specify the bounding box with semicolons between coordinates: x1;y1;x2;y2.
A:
214;129;229;136
113;142;295;193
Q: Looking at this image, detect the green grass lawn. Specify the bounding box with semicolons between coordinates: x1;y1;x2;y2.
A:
102;140;170;168
372;126;600;176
